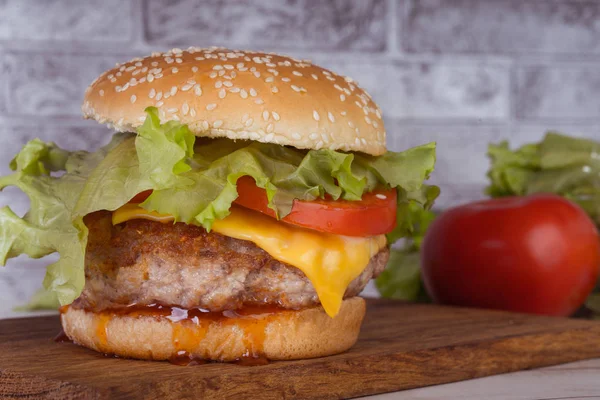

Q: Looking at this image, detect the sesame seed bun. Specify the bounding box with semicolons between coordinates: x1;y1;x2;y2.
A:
82;47;386;155
61;297;366;362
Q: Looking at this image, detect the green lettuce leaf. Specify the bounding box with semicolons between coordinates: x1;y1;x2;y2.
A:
487;132;600;225
375;205;435;302
1;109;438;307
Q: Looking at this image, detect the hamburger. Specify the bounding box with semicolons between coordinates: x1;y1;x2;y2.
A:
0;47;438;362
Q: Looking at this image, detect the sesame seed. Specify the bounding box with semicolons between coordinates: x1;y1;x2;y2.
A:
126;66;135;72
168;107;178;113
292;71;302;76
229;87;240;93
223;81;233;87
348;121;355;128
171;86;178;96
147;74;154;82
328;112;335;123
266;123;274;133
156;91;163;101
309;133;319;140
311;74;318;80
340;94;346;101
313;110;320;121
99;89;105;96
341;111;347;116
361;138;367;145
130;95;137;103
242;113;249;123
151;61;159;67
172;67;178;73
262;111;269;121
245;118;253;127
281;77;291;82
182;103;190;115
292;133;301;140
253;71;260;78
156;101;164;107
206;103;217;111
375;194;387;200
213;65;223;70
365;116;372;125
149;88;156;99
224;64;234;70
215;81;223;88
176;58;182;64
218;70;225;76
194;85;202;96
219;89;226;98
202;121;209;130
181;83;194;91
240;89;248;99
265;77;274;83
254;98;264;104
209;71;218;79
272;111;280;121
213;120;223;128
190;108;196;117
249;88;257;97
373;121;379;128
192;66;199;72
271;86;279;93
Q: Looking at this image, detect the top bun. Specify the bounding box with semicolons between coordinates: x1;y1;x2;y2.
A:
82;47;386;155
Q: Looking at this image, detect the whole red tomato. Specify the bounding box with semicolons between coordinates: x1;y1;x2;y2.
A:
421;194;600;316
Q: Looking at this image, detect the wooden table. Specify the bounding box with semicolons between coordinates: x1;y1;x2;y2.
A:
367;358;600;399
2;305;599;399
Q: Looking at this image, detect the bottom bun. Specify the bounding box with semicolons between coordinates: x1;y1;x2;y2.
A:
61;297;366;362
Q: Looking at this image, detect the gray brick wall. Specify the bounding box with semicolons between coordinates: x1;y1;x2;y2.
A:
1;0;599;313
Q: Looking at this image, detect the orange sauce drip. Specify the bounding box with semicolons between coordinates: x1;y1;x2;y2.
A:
63;304;294;365
95;313;111;352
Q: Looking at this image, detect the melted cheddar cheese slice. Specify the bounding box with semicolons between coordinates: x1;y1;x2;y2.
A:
112;204;387;317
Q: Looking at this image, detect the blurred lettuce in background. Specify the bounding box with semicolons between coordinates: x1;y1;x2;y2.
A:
487;132;600;225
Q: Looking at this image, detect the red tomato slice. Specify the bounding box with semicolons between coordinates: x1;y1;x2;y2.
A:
128;177;397;236
234;176;397;236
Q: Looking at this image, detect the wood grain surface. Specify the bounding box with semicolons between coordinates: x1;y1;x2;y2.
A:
1;298;600;400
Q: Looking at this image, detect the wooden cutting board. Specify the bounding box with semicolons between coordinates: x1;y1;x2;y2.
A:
1;298;600;400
